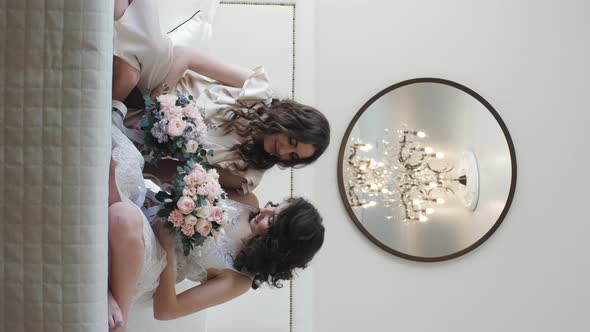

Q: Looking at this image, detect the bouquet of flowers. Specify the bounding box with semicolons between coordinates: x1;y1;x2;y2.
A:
155;160;229;256
141;94;212;164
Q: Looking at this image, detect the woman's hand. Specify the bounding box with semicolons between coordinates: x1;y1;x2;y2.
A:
150;46;190;98
150;82;172;99
153;220;175;251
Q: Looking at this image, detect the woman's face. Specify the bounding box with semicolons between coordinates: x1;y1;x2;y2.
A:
262;133;316;161
249;203;289;236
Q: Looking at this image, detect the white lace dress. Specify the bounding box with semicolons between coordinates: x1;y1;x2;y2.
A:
112;124;168;306
173;199;257;284
113;113;256;306
132;197;256;307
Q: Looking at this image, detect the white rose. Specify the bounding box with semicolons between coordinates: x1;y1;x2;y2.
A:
184;214;198;226
157;94;178;109
184;140;199;153
207;169;219;181
195;201;211;218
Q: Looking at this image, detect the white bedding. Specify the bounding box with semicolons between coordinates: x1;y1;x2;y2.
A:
0;0;113;331
0;0;306;331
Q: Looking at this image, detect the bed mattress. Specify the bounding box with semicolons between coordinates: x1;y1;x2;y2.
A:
1;0;113;331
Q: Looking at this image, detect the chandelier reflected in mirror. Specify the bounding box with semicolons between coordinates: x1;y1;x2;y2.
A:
338;78;516;261
345;127;480;223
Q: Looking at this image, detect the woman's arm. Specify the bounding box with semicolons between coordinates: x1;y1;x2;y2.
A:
109;158;122;206
217;168;249;192
152;221;252;320
143;159;183;184
226;189;259;209
153;46;254;96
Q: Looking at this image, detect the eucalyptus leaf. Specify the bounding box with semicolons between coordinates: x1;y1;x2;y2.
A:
187;159;195;168
195;236;206;247
155;191;171;202
140;116;150;129
156;209;170;217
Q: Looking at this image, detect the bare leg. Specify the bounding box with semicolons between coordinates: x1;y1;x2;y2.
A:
108;202;145;332
113;56;141;103
108;229;122;331
114;0;134;21
108;289;124;331
124;87;146;110
113;0;139;101
143;159;184;183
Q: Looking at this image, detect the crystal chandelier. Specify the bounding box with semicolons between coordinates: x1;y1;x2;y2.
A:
345;128;478;223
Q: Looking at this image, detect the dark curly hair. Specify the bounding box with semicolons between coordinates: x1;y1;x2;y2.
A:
233;197;325;289
222;99;330;171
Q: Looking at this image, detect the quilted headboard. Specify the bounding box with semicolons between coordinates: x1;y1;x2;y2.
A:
1;0;113;331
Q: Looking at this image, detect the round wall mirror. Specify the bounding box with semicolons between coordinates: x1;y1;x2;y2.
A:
337;78;517;261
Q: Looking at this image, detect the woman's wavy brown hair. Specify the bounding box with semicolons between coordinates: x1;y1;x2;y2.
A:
222;99;330;170
233;197;325;289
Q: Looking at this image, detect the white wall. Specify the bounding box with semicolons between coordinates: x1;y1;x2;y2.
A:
209;2;318;332
313;0;590;331
129;2;312;331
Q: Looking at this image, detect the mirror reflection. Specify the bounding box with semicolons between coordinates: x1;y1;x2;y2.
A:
338;79;516;261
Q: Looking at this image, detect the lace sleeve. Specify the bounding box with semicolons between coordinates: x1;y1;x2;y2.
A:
175;200;257;283
111;124;147;207
174;240;208;284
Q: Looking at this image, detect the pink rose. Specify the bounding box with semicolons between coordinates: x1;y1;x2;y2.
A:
163;105;183;119
176;196;195;214
168;209;185;227
182;186;197;197
183;104;203;121
184;140;199;154
184;172;207;187
184;173;198;187
204;181;221;199
208;206;223;222
188;168;208;185
195;218;212;236
196;185;208;196
194;171;208;185
157;94;178;109
181;223;195;237
167;118;186;137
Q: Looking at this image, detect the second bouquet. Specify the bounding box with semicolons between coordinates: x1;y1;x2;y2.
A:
155;160;229;256
141;94;212;164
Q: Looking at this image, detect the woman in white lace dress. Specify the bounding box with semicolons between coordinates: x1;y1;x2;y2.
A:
112;0;330;195
108;122;167;331
151;193;324;320
108;120;325;331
